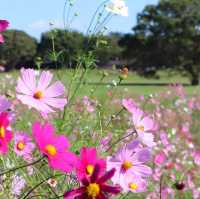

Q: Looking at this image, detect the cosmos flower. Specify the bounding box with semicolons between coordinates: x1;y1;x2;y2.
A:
154;151;166;166
0;96;11;113
14;132;35;158
132;107;156;147
107;143;152;191
122;98;137;113
64;164;121;199
121;176;147;193
16;68;67;116
32;122;77;173
11;175;26;196
106;0;128;17
75;147;106;180
0;112;13;154
0;20;9;43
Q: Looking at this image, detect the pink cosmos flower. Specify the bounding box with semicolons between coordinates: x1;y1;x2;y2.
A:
193;151;200;165
0;20;9;43
0;112;13;154
154;151;166;166
132;107;156;147
107;142;152;192
0;96;11;113
14;132;35;158
32;122;77;173
64;164;121;199
121;175;147;193
122;98;137;113
16;68;67;116
75;147;106;180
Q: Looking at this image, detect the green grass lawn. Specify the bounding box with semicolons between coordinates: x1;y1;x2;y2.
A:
1;69;200;98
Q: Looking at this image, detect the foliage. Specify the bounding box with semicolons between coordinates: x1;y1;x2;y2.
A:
0;30;37;70
120;0;200;85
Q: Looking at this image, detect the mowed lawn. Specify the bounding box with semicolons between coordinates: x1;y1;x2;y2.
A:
0;69;200;98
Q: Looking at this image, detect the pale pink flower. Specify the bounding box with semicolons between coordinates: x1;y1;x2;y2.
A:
14;132;35;158
193;151;200;165
122;98;137;113
0;96;11;113
132;107;156;147
16;68;67;116
107;142;152;192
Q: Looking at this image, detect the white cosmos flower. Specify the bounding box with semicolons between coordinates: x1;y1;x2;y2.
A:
106;0;128;17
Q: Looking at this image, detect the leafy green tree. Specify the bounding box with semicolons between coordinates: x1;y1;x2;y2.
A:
0;30;37;70
37;29;85;68
120;0;200;85
85;32;123;66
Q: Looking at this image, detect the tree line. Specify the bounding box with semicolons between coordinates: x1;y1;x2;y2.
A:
0;0;200;85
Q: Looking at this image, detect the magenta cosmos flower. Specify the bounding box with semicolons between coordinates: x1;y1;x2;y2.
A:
0;20;9;43
75;147;106;180
132;107;156;147
14;132;35;158
16;68;67;116
64;164;121;199
32;122;77;173
0;112;13;154
107;141;152;192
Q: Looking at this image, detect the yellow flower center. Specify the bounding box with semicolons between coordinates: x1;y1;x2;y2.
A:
0;126;5;138
17;141;25;151
33;91;43;99
129;183;138;190
86;164;94;175
87;183;100;198
136;125;144;132
122;161;132;170
45;145;57;156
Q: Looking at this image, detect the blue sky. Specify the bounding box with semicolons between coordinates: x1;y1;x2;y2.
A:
0;0;158;39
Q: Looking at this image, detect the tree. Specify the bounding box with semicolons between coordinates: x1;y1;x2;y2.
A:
0;30;37;70
120;0;200;85
37;29;85;68
85;32;123;66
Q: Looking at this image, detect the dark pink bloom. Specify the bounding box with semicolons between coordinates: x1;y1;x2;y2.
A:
32;122;77;173
75;147;106;180
64;164;121;199
0;20;9;43
154;152;166;166
0;112;13;154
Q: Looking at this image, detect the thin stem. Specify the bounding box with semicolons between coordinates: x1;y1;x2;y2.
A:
86;0;109;35
21;174;63;199
106;107;124;127
160;174;164;199
106;130;137;152
0;156;45;177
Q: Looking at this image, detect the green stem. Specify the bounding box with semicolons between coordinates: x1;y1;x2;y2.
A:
21;174;63;199
0;156;45;177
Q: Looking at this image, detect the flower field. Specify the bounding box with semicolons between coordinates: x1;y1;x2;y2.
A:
0;68;199;199
1;0;200;198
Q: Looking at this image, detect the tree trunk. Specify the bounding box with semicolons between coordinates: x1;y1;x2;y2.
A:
191;74;199;85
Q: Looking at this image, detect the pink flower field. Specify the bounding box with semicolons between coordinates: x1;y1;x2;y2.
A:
0;0;200;198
